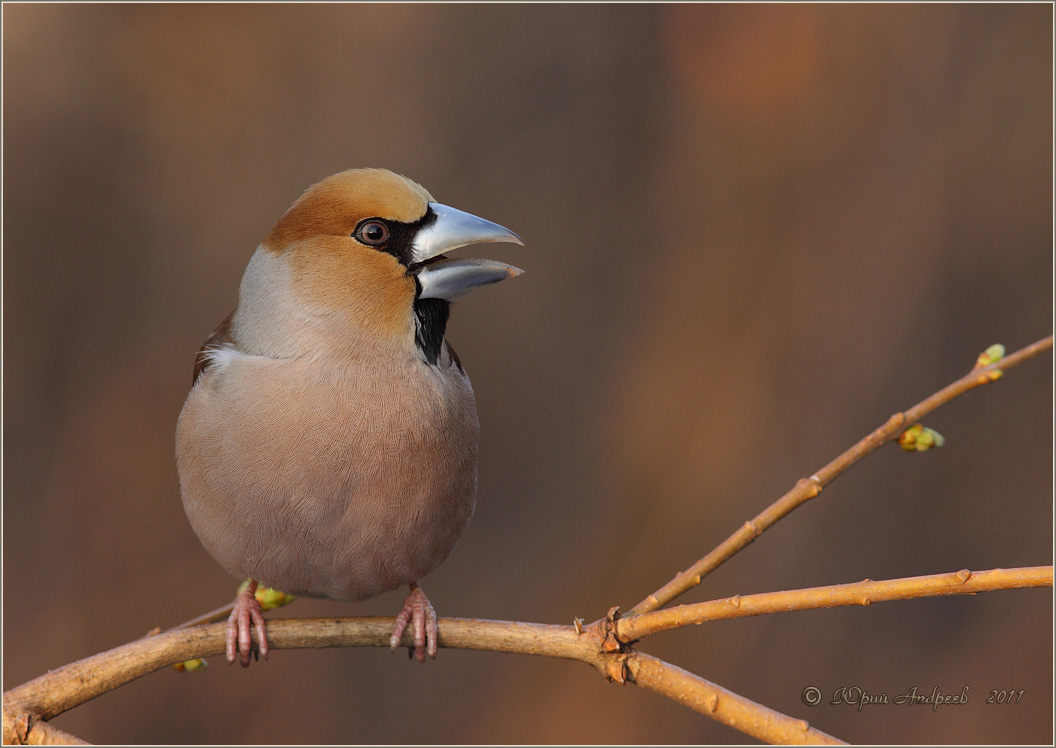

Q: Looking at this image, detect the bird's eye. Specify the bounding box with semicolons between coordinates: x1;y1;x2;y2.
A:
354;219;390;246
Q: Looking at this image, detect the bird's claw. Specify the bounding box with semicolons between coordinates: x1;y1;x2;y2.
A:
389;582;438;663
226;579;269;667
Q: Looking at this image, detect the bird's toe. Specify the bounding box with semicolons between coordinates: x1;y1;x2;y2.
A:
226;579;268;667
391;582;439;663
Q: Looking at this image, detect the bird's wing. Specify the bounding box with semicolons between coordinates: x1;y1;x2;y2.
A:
192;311;236;385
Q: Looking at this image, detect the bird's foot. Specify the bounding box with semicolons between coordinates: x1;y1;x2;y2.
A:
227;578;270;667
389;582;438;663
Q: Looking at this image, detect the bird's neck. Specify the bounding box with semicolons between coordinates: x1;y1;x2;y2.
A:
233;246;419;362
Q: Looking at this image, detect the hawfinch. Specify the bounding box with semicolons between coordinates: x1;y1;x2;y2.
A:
176;168;523;666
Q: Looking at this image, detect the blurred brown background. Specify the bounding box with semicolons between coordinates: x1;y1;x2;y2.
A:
3;3;1052;744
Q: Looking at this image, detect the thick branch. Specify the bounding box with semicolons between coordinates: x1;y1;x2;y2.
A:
2;618;590;724
618;566;1054;641
2;614;842;745
629;335;1054;616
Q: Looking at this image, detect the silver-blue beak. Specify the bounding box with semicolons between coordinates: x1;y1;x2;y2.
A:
413;202;524;301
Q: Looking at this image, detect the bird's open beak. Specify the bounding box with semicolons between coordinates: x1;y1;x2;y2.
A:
413;203;524;301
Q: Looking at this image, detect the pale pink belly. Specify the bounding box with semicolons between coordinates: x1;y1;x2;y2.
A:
176;354;479;600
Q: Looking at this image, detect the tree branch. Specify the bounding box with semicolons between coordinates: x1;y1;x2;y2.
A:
617;566;1054;642
2;712;89;746
4;337;1049;745
626;652;844;745
2;615;842;745
7;567;1047;744
628;335;1054;616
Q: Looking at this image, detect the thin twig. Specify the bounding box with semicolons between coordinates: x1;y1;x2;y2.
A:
154;587;298;637
168;601;238;631
618;566;1054;642
628;336;1053;616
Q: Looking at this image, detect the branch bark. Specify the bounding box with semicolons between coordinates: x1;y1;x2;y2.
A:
6;566;1048;745
4;336;1049;745
3;713;89;746
2;615;843;745
627;653;842;745
628;335;1054;616
617;566;1054;642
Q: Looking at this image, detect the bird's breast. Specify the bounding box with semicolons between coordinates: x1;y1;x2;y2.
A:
176;349;479;600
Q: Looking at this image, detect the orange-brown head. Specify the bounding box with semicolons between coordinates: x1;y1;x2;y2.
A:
230;169;523;363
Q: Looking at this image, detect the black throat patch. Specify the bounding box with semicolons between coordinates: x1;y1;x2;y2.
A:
413;297;451;365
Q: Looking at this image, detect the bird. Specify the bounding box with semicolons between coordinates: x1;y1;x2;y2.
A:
175;168;523;666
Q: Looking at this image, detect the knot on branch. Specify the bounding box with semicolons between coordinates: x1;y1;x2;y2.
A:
2;709;51;746
592;606;633;685
603;653;631;685
2;709;89;746
794;476;822;498
600;606;624;652
4;709;32;745
885;412;906;430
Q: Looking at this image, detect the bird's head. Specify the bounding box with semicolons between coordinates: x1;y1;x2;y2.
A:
231;168;523;363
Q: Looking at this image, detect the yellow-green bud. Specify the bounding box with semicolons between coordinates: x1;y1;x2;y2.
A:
976;344;1006;368
899;423;945;452
898;423;922;451
255;586;296;611
172;658;208;672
